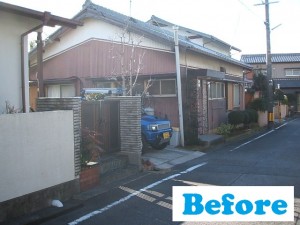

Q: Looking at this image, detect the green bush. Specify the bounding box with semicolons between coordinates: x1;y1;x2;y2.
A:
228;110;245;126
249;98;268;112
216;123;234;137
242;110;251;125
274;89;285;102
245;109;258;123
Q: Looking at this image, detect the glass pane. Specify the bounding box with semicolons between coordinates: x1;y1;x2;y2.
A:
293;69;300;75
221;83;225;98
234;85;240;106
96;82;113;88
47;85;60;97
285;69;293;76
211;83;217;98
161;80;176;95
148;80;160;95
61;85;75;97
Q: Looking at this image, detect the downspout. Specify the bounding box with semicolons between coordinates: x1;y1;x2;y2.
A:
21;24;44;112
37;31;44;97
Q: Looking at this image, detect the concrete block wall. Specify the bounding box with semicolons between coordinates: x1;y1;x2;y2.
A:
36;97;81;176
106;96;142;169
0;111;77;222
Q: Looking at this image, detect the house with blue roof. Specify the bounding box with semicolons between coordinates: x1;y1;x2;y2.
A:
241;53;300;113
29;0;252;144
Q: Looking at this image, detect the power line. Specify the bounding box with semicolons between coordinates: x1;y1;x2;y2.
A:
237;0;265;23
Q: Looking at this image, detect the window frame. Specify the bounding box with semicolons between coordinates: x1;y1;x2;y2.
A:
233;84;240;107
208;82;225;99
285;68;300;77
146;79;177;97
46;84;75;98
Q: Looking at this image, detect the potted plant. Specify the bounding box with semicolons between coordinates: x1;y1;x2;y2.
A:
79;127;103;191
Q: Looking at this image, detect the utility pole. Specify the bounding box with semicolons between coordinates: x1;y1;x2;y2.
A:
256;0;278;129
265;0;274;129
173;26;185;147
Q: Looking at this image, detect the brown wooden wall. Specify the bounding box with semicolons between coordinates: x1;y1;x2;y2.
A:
30;39;176;82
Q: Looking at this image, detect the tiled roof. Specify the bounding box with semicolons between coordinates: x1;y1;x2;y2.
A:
45;0;251;69
241;53;300;64
148;15;241;52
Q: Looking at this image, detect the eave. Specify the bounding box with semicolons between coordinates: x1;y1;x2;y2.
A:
0;1;83;28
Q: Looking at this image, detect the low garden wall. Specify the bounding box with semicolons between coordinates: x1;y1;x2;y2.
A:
0;111;77;221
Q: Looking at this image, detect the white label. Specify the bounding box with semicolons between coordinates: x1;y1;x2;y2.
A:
173;186;294;222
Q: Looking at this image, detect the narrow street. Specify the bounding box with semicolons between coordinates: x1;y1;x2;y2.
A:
42;118;300;225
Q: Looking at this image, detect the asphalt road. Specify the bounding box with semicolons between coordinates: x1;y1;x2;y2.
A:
43;118;300;225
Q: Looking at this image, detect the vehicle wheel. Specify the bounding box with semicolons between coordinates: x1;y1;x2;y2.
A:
151;142;168;150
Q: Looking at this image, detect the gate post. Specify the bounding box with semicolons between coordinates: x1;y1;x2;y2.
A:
106;96;142;169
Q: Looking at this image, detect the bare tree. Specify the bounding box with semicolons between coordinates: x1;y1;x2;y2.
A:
108;25;147;96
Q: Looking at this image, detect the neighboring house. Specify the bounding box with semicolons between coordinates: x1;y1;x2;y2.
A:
29;0;251;144
0;1;82;113
241;53;300;112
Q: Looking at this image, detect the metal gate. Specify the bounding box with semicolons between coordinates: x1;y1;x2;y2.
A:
81;100;120;153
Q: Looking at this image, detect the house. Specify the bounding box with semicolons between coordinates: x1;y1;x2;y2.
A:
0;1;82;113
29;0;252;144
241;53;300;112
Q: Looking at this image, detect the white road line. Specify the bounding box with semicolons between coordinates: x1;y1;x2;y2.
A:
275;122;287;130
230;129;274;151
68;162;207;225
230;122;289;152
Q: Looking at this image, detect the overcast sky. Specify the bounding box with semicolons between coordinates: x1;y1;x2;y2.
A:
3;0;300;58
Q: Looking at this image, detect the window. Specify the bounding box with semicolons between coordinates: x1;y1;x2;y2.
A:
147;79;176;96
233;84;240;107
220;67;226;73
285;68;300;76
95;82;115;88
208;82;224;99
46;84;75;98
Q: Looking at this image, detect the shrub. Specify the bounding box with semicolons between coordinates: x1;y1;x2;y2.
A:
245;109;258;123
216;123;234;137
228;110;245;126
249;98;268;112
242;110;251;125
81;127;104;167
274;89;285;102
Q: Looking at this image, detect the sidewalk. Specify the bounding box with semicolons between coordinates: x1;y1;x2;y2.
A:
141;145;205;171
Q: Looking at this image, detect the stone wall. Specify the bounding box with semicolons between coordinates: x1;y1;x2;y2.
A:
36;97;82;176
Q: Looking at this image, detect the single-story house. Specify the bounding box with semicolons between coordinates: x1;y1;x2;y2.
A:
29;0;252;144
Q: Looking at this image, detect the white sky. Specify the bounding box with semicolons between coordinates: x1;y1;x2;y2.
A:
2;0;300;58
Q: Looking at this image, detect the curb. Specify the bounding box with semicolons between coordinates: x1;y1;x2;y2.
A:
6;201;83;225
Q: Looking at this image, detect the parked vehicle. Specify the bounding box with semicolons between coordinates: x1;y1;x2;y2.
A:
141;114;173;151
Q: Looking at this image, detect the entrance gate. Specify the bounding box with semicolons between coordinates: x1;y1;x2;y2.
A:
81;100;120;153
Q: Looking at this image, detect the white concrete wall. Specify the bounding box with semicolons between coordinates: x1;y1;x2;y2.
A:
184;51;244;77
0;111;75;202
39;18;172;63
0;11;40;113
